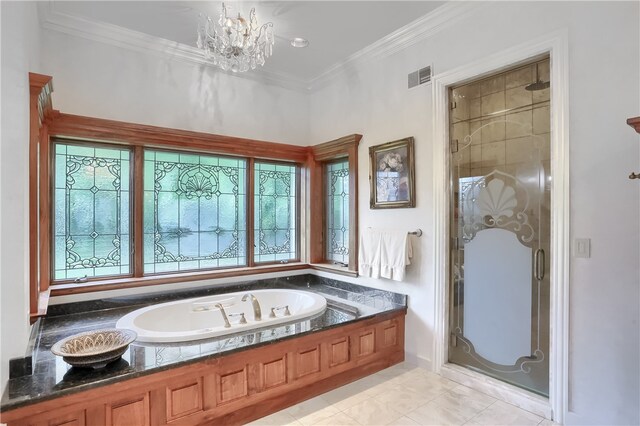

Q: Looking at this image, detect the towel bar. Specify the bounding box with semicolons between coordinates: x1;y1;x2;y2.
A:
408;229;423;237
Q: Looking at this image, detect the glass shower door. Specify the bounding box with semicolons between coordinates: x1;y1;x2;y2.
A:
447;58;551;396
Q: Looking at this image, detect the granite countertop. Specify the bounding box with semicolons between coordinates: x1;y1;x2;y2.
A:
1;274;407;413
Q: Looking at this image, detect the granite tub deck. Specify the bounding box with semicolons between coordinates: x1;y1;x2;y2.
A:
0;274;407;414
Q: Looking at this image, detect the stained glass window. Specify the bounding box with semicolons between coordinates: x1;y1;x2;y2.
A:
53;142;131;280
325;160;350;264
254;162;298;263
143;150;247;273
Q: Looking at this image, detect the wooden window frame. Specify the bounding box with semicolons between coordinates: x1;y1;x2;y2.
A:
251;159;302;266
309;134;362;277
27;73;361;315
50;138;136;284
43;123;306;294
28;78;309;302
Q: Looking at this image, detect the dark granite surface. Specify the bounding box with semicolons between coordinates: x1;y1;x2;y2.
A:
1;274;407;412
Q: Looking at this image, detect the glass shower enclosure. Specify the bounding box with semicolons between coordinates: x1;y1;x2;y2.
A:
447;58;551;396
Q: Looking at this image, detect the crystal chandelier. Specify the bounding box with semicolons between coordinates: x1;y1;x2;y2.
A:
197;3;274;73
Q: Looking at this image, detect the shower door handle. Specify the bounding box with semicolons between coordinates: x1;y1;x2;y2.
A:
534;249;545;281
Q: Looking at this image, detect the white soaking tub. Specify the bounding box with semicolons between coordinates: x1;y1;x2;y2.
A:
115;289;327;343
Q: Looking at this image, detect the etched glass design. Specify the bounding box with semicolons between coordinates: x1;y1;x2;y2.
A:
53;143;131;280
143;150;246;273
325;160;349;264
254;162;297;263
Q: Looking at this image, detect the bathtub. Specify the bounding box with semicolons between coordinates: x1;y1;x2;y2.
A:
115;289;327;343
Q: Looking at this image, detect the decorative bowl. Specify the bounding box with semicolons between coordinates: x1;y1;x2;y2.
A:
51;328;137;369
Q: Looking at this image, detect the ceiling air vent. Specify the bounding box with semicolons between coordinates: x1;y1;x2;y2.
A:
408;65;432;89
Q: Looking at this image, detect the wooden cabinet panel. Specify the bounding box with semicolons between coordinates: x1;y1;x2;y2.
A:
294;345;321;378
47;410;86;426
105;393;150;426
217;368;248;404
381;323;398;348
328;337;350;367
165;378;203;422
261;356;288;391
354;329;376;358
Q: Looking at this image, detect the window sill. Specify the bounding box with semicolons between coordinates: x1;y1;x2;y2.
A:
49;263;310;297
310;263;359;278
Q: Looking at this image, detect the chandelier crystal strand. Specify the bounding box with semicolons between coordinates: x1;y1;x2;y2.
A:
197;3;274;73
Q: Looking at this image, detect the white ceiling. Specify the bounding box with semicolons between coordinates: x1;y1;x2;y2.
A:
50;1;445;82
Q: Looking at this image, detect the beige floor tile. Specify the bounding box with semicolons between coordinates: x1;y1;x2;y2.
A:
538;419;560;426
405;400;471;425
422;386;496;421
342;398;404;425
350;374;392;397
320;381;373;411
467;400;543;426
314;412;361;426
387;416;421;426
401;378;453;401
411;370;459;391
373;362;422;384
373;382;440;413
266;368;544;426
285;396;340;426
246;410;302;425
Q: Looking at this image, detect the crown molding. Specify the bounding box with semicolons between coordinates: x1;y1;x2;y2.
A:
37;2;310;93
38;1;485;94
306;1;488;91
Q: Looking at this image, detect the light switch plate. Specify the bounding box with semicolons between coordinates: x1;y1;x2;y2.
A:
574;238;591;258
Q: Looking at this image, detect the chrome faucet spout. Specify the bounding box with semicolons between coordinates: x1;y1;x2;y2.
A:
241;293;262;321
215;303;231;328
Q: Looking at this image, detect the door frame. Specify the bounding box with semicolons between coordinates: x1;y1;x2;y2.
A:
431;30;570;423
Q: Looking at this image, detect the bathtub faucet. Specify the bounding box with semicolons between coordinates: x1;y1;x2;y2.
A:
241;293;262;321
215;303;231;328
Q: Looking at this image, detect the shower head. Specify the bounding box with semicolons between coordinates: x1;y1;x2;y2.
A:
525;80;550;91
525;62;550;91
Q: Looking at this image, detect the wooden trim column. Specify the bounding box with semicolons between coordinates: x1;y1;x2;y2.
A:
29;73;54;322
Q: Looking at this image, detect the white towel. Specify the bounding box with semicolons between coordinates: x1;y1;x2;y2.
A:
359;228;382;279
380;230;412;281
359;228;413;281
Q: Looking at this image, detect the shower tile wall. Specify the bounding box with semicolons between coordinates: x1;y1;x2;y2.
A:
451;59;550;180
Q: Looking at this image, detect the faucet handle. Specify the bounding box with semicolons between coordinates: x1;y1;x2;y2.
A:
270;305;291;317
228;313;247;324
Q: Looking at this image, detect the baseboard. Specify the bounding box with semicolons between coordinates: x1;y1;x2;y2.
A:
404;353;433;371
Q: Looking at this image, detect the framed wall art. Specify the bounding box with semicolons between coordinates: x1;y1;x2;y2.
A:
369;137;415;209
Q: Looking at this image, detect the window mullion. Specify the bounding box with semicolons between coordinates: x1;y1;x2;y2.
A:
133;146;144;277
247;158;255;267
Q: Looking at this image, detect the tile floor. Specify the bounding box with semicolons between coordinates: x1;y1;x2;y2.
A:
247;362;559;426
